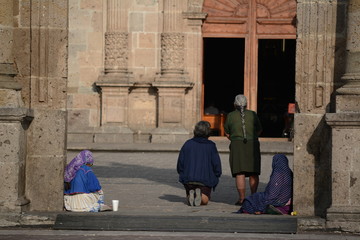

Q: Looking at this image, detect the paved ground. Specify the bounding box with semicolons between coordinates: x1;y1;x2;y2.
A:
68;150;291;215
2;140;358;238
0;229;358;240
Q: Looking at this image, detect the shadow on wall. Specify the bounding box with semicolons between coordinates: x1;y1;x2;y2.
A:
307;114;332;217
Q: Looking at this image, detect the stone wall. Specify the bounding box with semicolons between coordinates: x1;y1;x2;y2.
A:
293;0;346;217
67;0;201;144
0;0;33;216
18;0;68;212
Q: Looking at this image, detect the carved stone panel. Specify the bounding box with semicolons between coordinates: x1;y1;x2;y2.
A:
160;33;185;74
105;32;129;74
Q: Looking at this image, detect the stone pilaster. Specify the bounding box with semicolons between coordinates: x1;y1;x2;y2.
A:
0;108;33;213
96;0;134;143
103;0;131;77
326;114;360;233
94;81;134;143
325;0;360;233
153;0;193;142
0;0;33;217
151;82;192;143
25;0;68;211
293;0;338;218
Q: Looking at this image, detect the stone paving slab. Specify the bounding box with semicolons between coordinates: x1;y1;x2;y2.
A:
0;229;359;240
54;212;297;233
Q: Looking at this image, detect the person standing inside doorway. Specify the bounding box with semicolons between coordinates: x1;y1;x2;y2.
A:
224;94;262;206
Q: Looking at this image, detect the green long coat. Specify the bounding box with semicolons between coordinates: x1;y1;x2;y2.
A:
224;109;262;177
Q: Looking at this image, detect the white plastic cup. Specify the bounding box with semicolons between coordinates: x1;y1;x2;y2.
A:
112;200;119;211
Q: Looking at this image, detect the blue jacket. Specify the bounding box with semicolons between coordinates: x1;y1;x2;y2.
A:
64;165;101;195
177;137;222;189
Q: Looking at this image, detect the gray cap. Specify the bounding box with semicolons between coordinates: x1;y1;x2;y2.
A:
234;94;247;107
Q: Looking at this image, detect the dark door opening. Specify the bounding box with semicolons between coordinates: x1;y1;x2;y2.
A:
203;38;245;136
203;38;245;115
257;39;296;138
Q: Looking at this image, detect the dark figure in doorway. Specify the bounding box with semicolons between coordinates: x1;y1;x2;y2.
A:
177;121;222;206
204;102;220;115
224;94;262;206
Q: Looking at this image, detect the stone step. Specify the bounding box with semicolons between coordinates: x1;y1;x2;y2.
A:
54;213;297;233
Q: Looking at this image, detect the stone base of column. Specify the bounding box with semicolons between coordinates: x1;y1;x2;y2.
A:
94;126;134;144
67;125;135;144
151;127;190;144
0;108;33;213
326;206;360;233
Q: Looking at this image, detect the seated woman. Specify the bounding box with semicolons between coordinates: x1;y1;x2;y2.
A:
177;121;222;206
64;150;111;212
238;154;293;215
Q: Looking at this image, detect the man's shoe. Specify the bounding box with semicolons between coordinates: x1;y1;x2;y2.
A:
194;188;201;206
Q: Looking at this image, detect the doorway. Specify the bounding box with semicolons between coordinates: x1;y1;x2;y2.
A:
203;38;245;114
202;38;245;136
257;39;296;137
201;0;296;138
202;38;296;137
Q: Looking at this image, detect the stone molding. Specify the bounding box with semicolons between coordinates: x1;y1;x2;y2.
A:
182;12;207;26
326;113;360;127
0;108;34;122
337;74;360;95
0;63;21;90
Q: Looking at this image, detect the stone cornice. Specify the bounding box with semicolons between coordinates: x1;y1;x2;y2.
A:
0;108;34;122
325;113;360;127
152;81;194;88
0;63;22;90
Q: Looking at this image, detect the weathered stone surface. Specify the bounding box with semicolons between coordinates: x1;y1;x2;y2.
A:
67;133;94;143
128;87;157;131
0;0;13;26
0;28;13;63
336;94;360;112
0;89;23;108
0;108;33;213
27;109;67;156
30;77;67;109
13;28;31;77
25;155;65;211
293;113;331;217
30;29;68;78
67;109;92;131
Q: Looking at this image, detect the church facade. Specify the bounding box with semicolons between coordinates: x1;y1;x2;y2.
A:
1;0;360;233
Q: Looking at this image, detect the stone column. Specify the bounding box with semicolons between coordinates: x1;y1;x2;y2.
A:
24;0;68;211
294;0;338;221
325;0;360;233
96;0;134;143
152;0;193;143
0;0;33;216
103;0;131;77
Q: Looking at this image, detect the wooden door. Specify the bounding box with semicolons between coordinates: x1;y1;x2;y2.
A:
202;0;296;112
